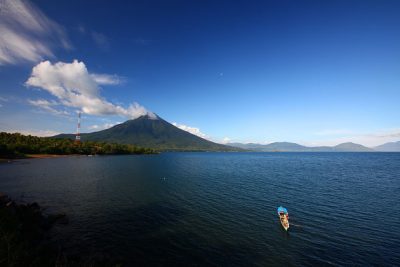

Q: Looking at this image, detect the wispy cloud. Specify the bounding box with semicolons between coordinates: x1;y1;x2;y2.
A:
28;98;69;116
314;129;354;136
172;122;208;139
0;0;71;65
0;96;8;102
90;73;125;85
25;60;156;119
91;31;109;50
0;96;8;107
133;38;152;46
307;128;400;147
77;25;86;34
375;131;400;139
76;25;109;50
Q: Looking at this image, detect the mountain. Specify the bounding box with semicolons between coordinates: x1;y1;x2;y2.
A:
332;142;373;152
228;142;373;152
257;142;306;151
54;115;239;152
374;141;400;152
229;142;313;152
228;143;271;151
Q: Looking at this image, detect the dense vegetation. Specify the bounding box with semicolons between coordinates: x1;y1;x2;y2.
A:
0;132;156;158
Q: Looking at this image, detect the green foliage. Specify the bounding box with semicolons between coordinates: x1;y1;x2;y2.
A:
0;132;156;158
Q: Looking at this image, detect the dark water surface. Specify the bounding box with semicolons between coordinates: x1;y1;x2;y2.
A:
1;153;399;266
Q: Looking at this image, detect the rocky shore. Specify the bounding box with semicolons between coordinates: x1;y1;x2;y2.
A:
0;193;67;266
0;193;122;266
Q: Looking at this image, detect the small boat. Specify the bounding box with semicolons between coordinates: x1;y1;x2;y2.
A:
277;206;289;231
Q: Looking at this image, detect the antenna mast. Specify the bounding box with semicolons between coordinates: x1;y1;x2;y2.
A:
75;112;81;143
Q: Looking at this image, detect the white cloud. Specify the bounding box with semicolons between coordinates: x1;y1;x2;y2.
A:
221;137;231;144
90;73;124;85
88;122;120;131
0;0;71;65
25;60;156;119
88;124;99;130
171;123;235;145
172;122;208;139
28;98;58;107
6;129;60;137
28;98;69;116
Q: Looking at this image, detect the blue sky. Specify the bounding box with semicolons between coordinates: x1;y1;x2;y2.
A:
0;0;399;146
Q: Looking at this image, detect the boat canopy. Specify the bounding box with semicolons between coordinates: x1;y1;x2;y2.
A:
277;206;288;214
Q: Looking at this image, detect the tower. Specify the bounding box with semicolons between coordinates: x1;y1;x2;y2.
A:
75;112;81;143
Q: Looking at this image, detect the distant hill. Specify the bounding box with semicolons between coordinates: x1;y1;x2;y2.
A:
374;141;400;152
54;115;239;152
228;141;373;152
331;142;373;152
229;142;318;152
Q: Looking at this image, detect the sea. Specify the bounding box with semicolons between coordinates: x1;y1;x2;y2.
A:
1;152;399;266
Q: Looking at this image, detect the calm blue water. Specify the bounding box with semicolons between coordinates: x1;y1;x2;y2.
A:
1;153;399;266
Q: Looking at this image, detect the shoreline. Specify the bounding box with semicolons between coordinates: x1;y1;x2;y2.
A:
1;151;397;162
26;154;82;159
0;154;82;162
1;153;159;162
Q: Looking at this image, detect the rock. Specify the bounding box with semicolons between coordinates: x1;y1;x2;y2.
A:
0;192;9;204
28;202;41;211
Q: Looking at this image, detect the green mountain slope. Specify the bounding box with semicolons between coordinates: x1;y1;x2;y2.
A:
55;115;239;151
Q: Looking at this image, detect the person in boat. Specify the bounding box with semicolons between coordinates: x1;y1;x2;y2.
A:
279;211;289;225
277;206;290;230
